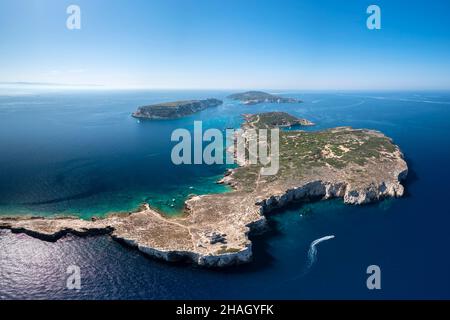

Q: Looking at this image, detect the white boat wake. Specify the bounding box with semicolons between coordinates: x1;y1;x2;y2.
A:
279;235;336;284
287;235;336;281
305;235;335;272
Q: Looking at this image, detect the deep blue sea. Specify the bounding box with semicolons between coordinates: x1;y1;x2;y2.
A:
0;90;449;299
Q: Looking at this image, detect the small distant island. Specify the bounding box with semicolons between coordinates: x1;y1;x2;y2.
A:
132;98;223;119
228;91;302;105
243;112;314;129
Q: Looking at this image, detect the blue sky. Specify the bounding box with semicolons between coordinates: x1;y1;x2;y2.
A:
1;0;449;90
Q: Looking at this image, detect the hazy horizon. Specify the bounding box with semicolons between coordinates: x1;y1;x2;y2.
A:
3;84;450;95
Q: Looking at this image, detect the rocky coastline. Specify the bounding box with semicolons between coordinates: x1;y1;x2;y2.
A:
0;113;408;268
132;98;223;119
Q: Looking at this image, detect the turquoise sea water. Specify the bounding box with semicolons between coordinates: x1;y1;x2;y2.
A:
0;90;240;218
1;90;450;299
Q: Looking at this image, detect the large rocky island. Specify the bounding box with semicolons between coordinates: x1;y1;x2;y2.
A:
0;112;408;267
228;91;302;105
132;98;223;119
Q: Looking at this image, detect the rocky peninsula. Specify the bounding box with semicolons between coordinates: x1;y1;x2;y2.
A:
228;91;302;105
0;112;408;267
132;98;223;119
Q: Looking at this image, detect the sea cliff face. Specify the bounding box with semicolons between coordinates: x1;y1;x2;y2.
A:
132;98;223;119
0;114;408;268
